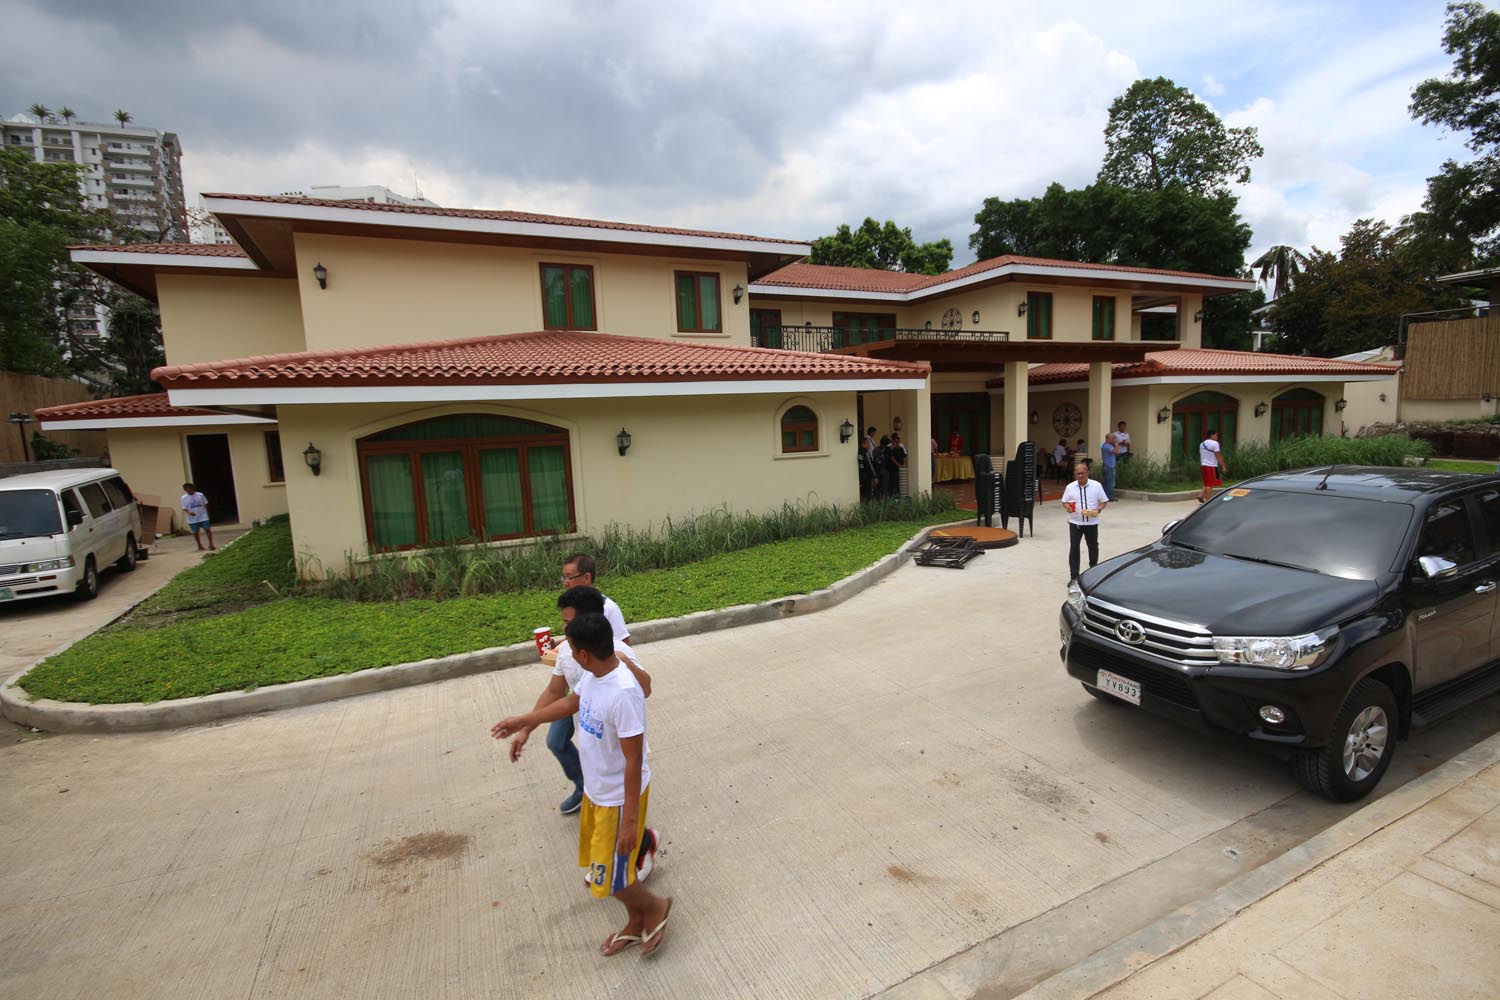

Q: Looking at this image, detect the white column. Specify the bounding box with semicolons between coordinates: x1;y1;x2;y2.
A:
1088;361;1113;459
1002;360;1029;459
913;376;932;496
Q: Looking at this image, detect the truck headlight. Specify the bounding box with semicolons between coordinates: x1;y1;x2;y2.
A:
1212;630;1333;670
21;556;75;573
1066;581;1086;616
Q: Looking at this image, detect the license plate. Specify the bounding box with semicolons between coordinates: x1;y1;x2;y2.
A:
1097;669;1141;705
0;588;12;601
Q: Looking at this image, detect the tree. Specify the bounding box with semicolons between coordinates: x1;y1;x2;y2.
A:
810;217;954;274
58;106;76;124
27;103;53;122
1269;220;1466;357
113;109;132;127
100;290;165;396
1099;77;1264;196
1407;2;1500;268
1250;245;1310;299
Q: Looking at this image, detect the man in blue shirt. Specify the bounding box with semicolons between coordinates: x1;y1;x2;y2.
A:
1099;433;1118;501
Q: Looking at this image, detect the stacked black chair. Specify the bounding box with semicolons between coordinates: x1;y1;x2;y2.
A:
972;454;1004;528
1001;441;1037;537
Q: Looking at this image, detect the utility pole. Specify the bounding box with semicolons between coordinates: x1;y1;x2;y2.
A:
8;412;35;463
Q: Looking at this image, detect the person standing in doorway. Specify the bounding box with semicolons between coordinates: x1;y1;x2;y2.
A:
1099;432;1118;501
1199;429;1228;504
1114;421;1132;462
180;482;215;551
1061;463;1109;581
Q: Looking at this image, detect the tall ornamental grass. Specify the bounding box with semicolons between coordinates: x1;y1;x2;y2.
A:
1115;434;1433;491
314;493;958;602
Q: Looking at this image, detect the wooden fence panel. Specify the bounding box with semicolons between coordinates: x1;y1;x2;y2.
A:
1403;316;1500;400
0;372;109;463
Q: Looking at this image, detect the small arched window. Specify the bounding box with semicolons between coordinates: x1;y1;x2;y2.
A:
780;406;819;453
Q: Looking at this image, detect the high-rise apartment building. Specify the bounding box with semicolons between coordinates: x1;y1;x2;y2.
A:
2;112;187;241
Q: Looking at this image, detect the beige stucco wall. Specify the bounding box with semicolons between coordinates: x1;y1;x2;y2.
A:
292;234;753;352
1398;395;1489;426
1340;368;1399;433
155;275;305;366
274;394;870;577
105;424;289;531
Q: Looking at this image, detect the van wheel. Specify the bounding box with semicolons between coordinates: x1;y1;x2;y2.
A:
1293;678;1397;802
75;557;99;601
117;534;138;572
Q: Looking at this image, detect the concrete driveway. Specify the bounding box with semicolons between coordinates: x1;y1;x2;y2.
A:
0;501;1495;999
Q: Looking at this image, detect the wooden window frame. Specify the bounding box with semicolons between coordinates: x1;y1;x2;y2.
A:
780;405;819;454
832;312;898;347
264;430;285;483
1091;296;1116;341
539;263;597;330
675;270;723;333
1171;393;1238;464
357;426;575;552
1026;292;1053;340
1271;390;1325;442
750;307;782;348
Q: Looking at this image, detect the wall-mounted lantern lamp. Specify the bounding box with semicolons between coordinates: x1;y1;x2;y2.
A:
1254;401;1268;418
971;310;981;325
1029;409;1039;425
839;419;854;444
732;284;745;304
1334;398;1348;412
302;442;322;475
312;262;328;290
924;320;933;330
616;427;632;457
1157;406;1173;424
1379;393;1388;403
1017;301;1028;316
1193;309;1204;323
1485;393;1494;403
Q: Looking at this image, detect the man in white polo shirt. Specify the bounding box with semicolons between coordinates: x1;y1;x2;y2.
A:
1199;429;1229;504
1061;462;1110;581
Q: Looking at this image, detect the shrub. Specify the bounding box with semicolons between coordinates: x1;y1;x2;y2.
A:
1116;434;1433;491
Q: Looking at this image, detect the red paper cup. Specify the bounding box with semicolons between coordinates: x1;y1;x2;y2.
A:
1066;501;1077;513
533;627;551;656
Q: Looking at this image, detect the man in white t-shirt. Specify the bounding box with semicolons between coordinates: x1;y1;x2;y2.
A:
1199;429;1229;504
492;613;674;957
1115;421;1132;462
179;482;216;551
1061;462;1110;581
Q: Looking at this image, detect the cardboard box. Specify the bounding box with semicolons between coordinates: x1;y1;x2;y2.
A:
131;493;175;540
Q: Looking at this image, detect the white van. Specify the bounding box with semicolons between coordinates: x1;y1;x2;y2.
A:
0;468;144;603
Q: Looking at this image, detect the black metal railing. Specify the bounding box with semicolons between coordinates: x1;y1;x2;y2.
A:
751;325;1010;353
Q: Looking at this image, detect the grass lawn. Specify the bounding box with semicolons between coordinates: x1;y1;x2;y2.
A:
21;511;964;705
1425;459;1499;473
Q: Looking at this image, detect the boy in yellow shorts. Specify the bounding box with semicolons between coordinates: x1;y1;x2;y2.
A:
492;613;673;957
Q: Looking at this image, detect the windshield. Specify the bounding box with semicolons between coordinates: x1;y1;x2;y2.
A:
0;489;63;540
1169;488;1414;580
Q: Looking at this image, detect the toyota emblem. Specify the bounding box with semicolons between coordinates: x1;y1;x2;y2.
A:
1114;620;1146;645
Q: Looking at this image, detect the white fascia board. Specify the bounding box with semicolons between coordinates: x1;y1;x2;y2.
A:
752;265;1254;302
203;197;811;258
38;414;276;430
167;378;928;406
69;249;260;271
1018;373;1397;392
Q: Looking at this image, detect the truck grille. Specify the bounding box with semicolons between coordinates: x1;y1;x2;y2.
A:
1082;597;1217;666
1072;644;1199;710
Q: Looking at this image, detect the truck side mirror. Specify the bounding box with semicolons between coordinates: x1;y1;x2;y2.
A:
66;508;84;529
1161;519;1180;535
1418;554;1458;579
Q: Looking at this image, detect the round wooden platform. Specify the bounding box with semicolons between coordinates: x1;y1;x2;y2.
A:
930;525;1019;549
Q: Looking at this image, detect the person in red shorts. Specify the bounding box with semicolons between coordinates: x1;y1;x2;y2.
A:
1199;429;1229;504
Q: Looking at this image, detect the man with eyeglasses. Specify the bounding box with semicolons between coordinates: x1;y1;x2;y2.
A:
546;553;632;814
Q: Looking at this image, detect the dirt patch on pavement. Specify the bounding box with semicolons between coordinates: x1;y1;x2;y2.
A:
371;832;470;866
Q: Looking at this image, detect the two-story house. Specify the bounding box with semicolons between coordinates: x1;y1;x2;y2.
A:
39;194;1395;577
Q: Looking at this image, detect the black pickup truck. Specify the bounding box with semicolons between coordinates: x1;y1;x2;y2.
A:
1060;467;1500;801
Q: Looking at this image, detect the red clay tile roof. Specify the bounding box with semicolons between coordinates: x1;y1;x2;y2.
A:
34;393;227;422
756;257;1252;294
152;331;929;389
202;193;806;247
1021;349;1399;385
68;242;249;257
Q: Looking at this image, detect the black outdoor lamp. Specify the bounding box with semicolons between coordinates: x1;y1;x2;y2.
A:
303;441;322;475
1017;301;1028;316
971;310;981;325
732;284;745;304
312;262;328;289
839;419;854;444
1157;406;1172;424
1254;401;1268;417
1334;398;1348;412
616;427;632;456
1029;409;1039;425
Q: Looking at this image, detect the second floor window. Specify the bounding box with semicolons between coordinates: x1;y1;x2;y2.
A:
675;271;722;332
540;263;596;329
1027;292;1053;339
1092;296;1116;341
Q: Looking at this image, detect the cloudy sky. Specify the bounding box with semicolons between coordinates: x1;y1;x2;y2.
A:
2;0;1475;268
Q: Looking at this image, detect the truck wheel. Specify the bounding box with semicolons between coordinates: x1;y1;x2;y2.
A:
117;534;138;572
74;557;99;601
1082;683;1126;705
1293;678;1397;802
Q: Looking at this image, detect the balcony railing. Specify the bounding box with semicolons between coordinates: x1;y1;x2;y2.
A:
751;325;1010;353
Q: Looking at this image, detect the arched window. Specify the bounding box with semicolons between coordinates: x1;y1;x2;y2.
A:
1170;391;1238;463
1271;388;1325;442
780;405;819;453
357;413;574;551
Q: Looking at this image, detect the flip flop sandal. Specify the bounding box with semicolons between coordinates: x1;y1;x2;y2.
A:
640;897;673;958
601;931;642;957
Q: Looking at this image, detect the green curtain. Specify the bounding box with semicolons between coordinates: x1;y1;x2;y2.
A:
1092;297;1115;340
697;275;720;330
528;446;570;532
479;449;524;536
542;266;567;327
676;274;695;327
367;455;418;548
422;451;470;542
569;267;594;327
